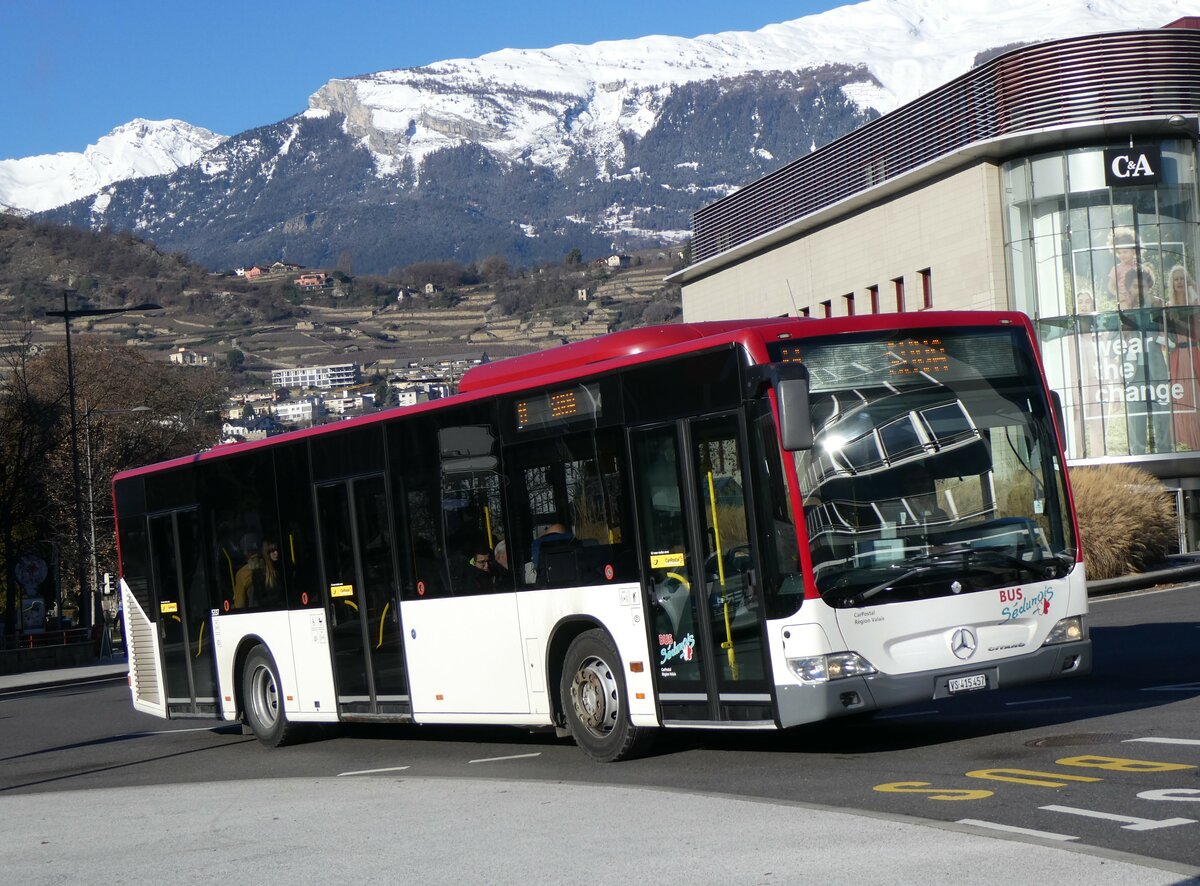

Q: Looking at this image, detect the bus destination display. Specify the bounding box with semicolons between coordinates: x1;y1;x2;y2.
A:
768;331;1018;392
516;383;601;431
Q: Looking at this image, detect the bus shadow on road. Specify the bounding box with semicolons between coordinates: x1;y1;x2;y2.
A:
648;620;1199;759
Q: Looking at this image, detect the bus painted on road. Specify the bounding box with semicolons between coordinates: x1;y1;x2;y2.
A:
116;313;1090;761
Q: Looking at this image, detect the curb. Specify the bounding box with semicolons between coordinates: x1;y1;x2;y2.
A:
1087;559;1200;597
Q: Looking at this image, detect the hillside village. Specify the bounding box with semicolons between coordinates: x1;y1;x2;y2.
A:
2;219;685;442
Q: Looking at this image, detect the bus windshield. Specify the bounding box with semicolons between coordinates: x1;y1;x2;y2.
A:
785;327;1076;608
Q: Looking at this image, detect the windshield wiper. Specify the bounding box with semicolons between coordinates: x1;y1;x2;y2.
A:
928;546;1065;582
825;546;1066;609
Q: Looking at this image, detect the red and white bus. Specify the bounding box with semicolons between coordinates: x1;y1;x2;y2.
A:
116;313;1090;761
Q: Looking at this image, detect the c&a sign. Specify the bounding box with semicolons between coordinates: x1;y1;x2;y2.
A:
1104;146;1162;187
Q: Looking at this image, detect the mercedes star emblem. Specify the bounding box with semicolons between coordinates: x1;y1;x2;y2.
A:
950;627;978;660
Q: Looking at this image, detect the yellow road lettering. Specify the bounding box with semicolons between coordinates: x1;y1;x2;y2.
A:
965;768;1102;788
1055;755;1196;773
874;781;993;801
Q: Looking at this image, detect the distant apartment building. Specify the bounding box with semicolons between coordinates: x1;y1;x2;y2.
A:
323;391;376;415
272;398;321;425
271;363;358;390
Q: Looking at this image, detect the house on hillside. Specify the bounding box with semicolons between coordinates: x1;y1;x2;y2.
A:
244;265;269;280
168;347;211;366
294;272;328;290
605;254;632;269
424;283;445;295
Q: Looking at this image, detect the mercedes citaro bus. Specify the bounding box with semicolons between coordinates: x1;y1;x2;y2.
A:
116;313;1089;761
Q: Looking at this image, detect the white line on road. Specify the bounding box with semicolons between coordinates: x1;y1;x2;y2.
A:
337;766;412;777
874;710;939;719
1124;737;1200;747
1140;682;1200;692
468;752;542;764
1040;804;1197;831
1005;696;1071;707
956;819;1077;841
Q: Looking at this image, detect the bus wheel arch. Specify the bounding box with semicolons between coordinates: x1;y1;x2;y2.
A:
557;626;654;762
547;617;603;731
239;642;299;747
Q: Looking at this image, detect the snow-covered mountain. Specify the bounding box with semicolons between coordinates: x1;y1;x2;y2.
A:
0;119;225;214
35;0;1192;273
308;0;1186;181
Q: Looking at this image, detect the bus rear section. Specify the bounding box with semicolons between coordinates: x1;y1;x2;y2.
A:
765;322;1090;725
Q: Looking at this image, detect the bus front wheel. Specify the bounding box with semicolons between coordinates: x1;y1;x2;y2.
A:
560;629;653;762
242;646;298;747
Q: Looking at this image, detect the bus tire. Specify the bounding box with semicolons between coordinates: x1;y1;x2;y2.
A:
242;646;298;747
560;629;653;762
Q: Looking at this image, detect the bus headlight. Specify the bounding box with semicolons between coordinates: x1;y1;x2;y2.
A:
1043;616;1086;645
788;652;876;684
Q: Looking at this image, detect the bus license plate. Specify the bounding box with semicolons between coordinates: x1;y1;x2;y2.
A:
948;673;987;694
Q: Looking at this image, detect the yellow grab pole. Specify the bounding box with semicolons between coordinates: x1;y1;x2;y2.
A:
708;471;738;679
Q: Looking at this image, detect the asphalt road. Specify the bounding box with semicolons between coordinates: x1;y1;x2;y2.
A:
1;583;1197;872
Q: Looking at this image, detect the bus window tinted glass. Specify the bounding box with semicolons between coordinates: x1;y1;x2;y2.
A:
200;450;282;613
505;429;636;590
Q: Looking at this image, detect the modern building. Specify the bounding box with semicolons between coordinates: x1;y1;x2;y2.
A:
270;363;359;391
670;20;1200;548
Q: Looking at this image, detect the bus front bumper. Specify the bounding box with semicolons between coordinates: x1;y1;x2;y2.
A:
775;639;1091;728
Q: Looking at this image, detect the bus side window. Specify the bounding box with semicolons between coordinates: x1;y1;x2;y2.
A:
505;428;636;590
199;450;282;614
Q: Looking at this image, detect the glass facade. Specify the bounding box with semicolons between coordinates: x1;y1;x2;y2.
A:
1003;140;1200;460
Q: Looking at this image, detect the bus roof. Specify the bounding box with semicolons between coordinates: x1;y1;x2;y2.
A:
113;311;1033;483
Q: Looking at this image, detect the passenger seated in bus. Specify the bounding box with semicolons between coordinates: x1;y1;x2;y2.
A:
466;544;496;591
492;539;511;584
259;540;282;607
531;522;576;585
233;534;262;609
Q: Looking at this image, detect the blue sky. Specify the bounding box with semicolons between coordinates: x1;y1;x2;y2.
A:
0;0;843;160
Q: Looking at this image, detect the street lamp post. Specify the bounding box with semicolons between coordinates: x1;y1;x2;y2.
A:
84;401;150;622
45;291;159;632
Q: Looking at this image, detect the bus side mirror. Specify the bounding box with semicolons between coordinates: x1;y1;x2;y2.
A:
777;377;813;451
1048;389;1065;445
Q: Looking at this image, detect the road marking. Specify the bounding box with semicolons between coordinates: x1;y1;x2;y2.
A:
468;752;542;764
337;766;411;777
1138;789;1200;802
1040;804;1197;831
1124;737;1200;747
875;710;939;719
956;819;1077;841
1140;682;1200;692
1005;696;1071;707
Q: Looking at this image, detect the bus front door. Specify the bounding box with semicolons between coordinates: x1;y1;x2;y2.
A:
315;475;408;716
632;414;773;725
147;508;219;717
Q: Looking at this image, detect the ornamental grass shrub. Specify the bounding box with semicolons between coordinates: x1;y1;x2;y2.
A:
1069;463;1176;580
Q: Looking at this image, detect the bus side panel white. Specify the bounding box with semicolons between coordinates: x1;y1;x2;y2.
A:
403;594;530;716
122;578;167;720
287;609;337;715
514;583;657;724
211;610;305;719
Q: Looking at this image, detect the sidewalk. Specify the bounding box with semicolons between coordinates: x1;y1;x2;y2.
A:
0;652;128;693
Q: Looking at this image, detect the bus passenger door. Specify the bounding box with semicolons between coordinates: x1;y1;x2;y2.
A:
315;475;407;715
631;414;772;724
147;508;219;717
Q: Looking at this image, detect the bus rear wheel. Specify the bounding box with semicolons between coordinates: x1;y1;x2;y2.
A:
560;629;653;762
242;646;298;747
